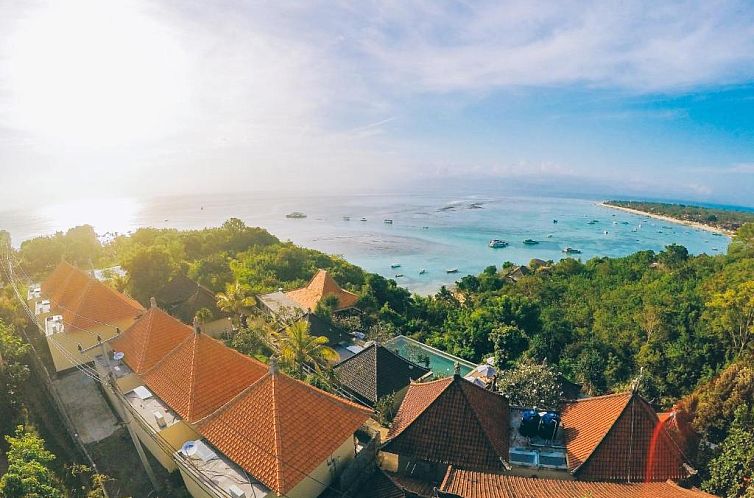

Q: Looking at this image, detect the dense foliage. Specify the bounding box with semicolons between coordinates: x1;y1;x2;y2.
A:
606;200;754;232
0;426;64;498
11;217;754;494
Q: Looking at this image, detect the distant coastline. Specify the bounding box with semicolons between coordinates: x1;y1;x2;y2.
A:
600;201;735;236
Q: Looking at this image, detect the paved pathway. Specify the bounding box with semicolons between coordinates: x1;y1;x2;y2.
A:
52;370;119;444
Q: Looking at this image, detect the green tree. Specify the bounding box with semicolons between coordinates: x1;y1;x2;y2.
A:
0;426;64;498
703;408;754;498
216;281;254;326
121;246;177;304
276;321;338;374
489;324;528;369
729;223;754;259
496;358;562;410
706;281;754;358
0;320;31;426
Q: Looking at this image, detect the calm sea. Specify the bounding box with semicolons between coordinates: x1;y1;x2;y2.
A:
0;192;731;294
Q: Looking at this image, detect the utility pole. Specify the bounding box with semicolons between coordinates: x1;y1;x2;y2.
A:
81;336;161;493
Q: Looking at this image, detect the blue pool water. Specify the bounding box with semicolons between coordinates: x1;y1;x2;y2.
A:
385;335;476;377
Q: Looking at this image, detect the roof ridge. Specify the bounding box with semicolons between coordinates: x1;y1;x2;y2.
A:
456;378;506;460
271;373;284;494
387;376;454;441
186;333;200;420
334;342;376;368
379;344;431;373
565;391;632;403
282;370;373;415
570;391;635;474
136;308;156;371
194;371;272;426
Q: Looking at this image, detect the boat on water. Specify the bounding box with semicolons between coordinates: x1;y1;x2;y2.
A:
360;217;367;222
546;234;553;238
446;268;459;274
390;263;401;269
422;226;429;229
395;273;404;277
488;239;509;248
343;216;350;221
522;239;539;245
286;212;307;219
384;219;393;224
603;230;609;234
587;219;599;225
553;219;558;224
562;247;582;254
419;269;427;275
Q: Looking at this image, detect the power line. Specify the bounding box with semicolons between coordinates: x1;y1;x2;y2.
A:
2;249;362;498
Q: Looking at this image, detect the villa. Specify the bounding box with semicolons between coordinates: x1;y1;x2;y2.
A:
258;269;360;316
29;261;144;372
377;370;703;497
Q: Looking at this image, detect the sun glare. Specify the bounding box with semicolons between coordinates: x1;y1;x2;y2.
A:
6;0;189;147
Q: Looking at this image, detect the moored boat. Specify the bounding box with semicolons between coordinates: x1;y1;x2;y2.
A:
285;211;307;219
446;268;459;273
390;263;401;269
562;247;582;254
488;239;509;248
419;269;427;275
384;219;393;224
522;239;539;245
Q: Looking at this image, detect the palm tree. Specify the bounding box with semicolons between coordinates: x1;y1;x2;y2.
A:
276;320;339;373
216;281;254;326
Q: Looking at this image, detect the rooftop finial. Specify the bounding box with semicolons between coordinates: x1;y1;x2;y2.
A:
149;296;157;309
453;362;461;377
192;316;201;334
269;356;279;374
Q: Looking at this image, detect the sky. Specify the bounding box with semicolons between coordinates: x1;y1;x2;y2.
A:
1;0;754;209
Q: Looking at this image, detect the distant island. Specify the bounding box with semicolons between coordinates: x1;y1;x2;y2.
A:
603;200;754;235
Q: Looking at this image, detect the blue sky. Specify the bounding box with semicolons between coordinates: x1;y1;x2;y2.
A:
1;0;753;208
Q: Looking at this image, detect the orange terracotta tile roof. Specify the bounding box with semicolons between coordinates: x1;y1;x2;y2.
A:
41;262;144;332
111;307;193;374
560;392;632;472
197;369;371;496
440;467;715;498
384;375;509;471
561;392;691;481
285;269;359;312
141;332;267;422
40;261;77;299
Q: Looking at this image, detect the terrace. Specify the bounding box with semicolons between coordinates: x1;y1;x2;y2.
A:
175;440;271;498
124;385;180;432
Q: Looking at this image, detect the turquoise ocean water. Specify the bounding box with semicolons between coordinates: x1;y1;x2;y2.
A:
0;192;731;294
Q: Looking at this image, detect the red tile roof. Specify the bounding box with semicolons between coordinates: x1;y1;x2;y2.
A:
197;369;371;496
440;467;715;498
111;307;193;374
40;261;77;299
384;375;509;471
141;332;267;422
41;262;144;332
561;392;691;481
286;269;359;312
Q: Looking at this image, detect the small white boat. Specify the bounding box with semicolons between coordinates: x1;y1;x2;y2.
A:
395;273;404;277
488;239;508;248
419;269;427;275
390;263;401;269
384;219;393;224
360;217;367;222
446;268;459;274
562;247;582;254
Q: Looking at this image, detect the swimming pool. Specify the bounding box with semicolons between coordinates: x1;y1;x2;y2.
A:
385;335;475;377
